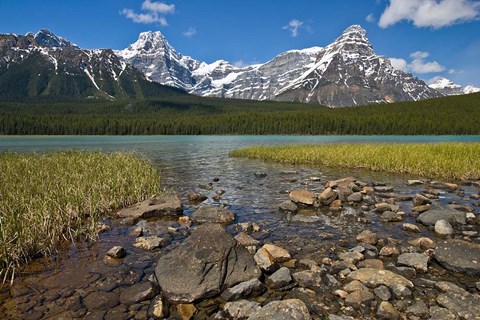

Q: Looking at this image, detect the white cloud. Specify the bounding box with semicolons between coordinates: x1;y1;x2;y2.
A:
390;51;446;74
427;75;445;84
389;57;409;71
448;68;463;74
379;0;480;29
141;0;175;14
283;19;304;37
121;1;174;26
183;27;197;38
366;13;376;23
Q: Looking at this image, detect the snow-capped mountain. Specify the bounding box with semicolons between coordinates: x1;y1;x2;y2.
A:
0;30;183;100
119;25;441;107
428;77;480;96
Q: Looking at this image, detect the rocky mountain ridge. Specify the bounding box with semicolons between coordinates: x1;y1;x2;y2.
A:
118;25;443;107
0;30;183;100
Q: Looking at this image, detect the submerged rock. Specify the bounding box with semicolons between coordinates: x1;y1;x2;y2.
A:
417;205;466;226
289;190;316;205
155;223;260;303
347;268;413;288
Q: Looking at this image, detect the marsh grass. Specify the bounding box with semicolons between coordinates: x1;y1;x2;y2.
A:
0;151;160;282
231;143;480;180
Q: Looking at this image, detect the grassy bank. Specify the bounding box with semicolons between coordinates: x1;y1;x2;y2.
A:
0;151;160;282
231;143;480;180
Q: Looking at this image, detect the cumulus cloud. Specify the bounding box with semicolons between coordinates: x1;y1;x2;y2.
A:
379;0;480;29
390;51;446;74
283;19;304;37
366;13;376;23
183;27;197;38
121;1;174;26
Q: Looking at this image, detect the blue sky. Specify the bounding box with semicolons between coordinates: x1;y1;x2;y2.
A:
1;0;479;86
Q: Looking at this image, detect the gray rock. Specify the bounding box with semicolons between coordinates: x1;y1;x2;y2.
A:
376;301;400;319
290;213;321;223
380;211;402;222
266;267;292;289
406;300;429;317
436;281;480;320
279;201;298;213
192;206;236;225
319;187;338;205
155;223;260;303
417;205;466;226
106;246;126;259
292;271;323;288
224;300;261;320
338;252;364;264
119;282;159;305
435;219;454;236
356;230;378;245
221;278;265;301
324;274;339;287
413;194;431;206
116;194;183;223
247;299;311;320
397;253;429;272
374;285;391;301
434;239;480;276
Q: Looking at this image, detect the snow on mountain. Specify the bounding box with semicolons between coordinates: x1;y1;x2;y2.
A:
428;77;479;96
27;29;77;48
119;25;440;107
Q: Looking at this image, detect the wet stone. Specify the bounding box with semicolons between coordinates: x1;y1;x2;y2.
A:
374;285;391;301
406;300;429;318
223;300;261;319
376;301;400;320
402;223;420;233
347;268;413;288
133;236;167;251
221;278;265;301
116;194;183;223
338;252;364;264
106;246;127;259
429;306;458;320
292;270;323;288
265;267;292;289
191;206;236;225
119;282;159;306
289;190;316;205
434;239;480;276
176;303;197;320
397;253;429;272
83;291;120;310
380;211;402;222
279;200;298;213
435;219;454;236
418;204;466;226
356;230;378;245
187;189;207;202
435;281;480;320
147;296;165;319
345;288;374;308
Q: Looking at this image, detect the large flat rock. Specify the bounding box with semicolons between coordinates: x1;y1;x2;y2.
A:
116;194;183;223
247;299;311;320
417;205;466;226
155;223;260;303
434;239;480;276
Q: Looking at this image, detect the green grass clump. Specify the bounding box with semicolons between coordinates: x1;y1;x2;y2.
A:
0;151;160;282
231;143;480;180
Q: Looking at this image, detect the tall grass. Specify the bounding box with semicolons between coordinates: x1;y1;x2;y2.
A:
231;143;480;180
0;151;160;282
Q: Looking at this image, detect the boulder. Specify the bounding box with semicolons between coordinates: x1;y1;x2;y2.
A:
191;206;236;225
265;267;292;289
254;247;276;272
413;194;431;206
289;190;316;205
376;301;400;320
347;192;363;203
347;268;413;288
133;236;167;251
116;194;183;223
83;291;119;310
262;244;291;262
345;288;375;307
409;237;436;250
247;299;311;320
434;239;480;276
402;223;420;233
417;205;466;226
397;253;429;272
106;246;126;259
292;271;323;288
187;189;207;202
155;223;260;303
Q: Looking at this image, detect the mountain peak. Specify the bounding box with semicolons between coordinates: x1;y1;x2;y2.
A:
342;24;367;36
326;24;373;56
120;30;171;58
32;29;76;48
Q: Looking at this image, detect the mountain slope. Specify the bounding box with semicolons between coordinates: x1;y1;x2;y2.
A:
428;77;480;96
119;25;441;107
0;30;185;101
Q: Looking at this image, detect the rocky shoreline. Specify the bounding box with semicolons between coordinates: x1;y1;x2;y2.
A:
1;174;480;319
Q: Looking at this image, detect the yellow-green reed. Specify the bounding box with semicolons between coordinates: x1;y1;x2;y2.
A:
0;151;160;282
231;143;480;181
